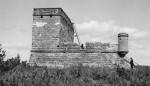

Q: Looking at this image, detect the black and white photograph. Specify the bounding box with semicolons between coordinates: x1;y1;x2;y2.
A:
0;0;150;85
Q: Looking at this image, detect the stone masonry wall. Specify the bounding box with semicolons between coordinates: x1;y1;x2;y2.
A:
59;17;74;43
30;51;129;68
30;8;130;68
32;16;61;49
32;8;74;50
30;41;129;68
85;42;118;52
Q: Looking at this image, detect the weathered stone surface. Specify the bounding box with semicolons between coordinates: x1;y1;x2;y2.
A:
59;42;80;49
29;8;130;69
86;42;107;50
30;51;130;68
32;8;74;50
85;42;118;52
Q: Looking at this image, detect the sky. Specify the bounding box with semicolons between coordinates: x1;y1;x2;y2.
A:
0;0;150;66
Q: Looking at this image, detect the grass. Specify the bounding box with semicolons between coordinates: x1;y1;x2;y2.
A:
0;64;150;86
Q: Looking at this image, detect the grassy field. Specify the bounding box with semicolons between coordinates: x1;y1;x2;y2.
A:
0;64;150;86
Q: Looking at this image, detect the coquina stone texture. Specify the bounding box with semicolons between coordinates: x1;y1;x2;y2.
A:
29;8;130;68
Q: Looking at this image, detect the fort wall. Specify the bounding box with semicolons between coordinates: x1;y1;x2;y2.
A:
30;51;129;68
32;8;74;50
32;16;61;49
29;8;130;68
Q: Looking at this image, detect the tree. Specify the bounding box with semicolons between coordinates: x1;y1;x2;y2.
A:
0;48;6;64
0;45;6;72
4;54;21;71
0;44;20;72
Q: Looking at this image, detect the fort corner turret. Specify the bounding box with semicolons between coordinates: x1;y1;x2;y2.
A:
118;33;129;58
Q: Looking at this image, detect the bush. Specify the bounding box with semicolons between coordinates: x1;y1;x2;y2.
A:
0;62;149;86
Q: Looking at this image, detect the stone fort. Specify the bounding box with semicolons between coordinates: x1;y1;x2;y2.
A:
29;8;130;68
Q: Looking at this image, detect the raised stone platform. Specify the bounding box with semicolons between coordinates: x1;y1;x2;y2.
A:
29;50;130;68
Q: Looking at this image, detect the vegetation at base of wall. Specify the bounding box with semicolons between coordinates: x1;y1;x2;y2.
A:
0;64;150;86
0;48;150;86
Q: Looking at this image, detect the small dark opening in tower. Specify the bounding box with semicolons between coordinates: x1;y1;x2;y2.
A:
50;15;52;17
41;16;43;18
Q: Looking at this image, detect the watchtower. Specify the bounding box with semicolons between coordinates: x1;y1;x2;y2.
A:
32;8;74;51
118;33;128;58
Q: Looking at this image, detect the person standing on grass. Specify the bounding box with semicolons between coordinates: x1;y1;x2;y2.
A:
130;58;134;69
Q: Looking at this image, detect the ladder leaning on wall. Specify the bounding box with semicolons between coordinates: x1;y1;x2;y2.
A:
71;19;81;46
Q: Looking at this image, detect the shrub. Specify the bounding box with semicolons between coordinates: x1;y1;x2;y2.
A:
0;63;149;86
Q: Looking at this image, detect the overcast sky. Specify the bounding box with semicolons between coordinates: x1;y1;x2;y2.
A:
0;0;150;66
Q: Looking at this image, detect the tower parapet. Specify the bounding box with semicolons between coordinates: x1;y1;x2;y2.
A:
118;33;128;58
